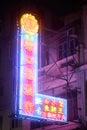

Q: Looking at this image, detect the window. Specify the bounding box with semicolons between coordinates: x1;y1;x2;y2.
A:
58;42;68;60
70;39;75;55
63;42;67;58
40;46;48;67
59;45;63;60
69;38;78;55
58;35;68;60
58;34;78;60
45;50;49;65
68;28;74;35
0;116;3;130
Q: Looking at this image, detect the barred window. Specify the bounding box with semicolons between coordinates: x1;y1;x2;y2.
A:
58;35;78;60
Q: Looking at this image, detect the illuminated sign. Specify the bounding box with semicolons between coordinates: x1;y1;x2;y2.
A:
35;94;67;121
16;13;67;122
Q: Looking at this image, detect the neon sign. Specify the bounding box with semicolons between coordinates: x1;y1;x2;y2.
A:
16;13;67;122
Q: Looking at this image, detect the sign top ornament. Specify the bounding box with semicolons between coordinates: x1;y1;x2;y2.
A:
20;13;39;36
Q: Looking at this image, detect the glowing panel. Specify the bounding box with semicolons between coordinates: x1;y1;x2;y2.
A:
16;13;67;122
35;94;67;122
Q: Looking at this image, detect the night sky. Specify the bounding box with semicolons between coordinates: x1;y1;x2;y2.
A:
0;0;86;32
0;0;83;17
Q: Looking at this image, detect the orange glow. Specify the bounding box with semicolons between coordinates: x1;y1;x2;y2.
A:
58;101;64;108
24;68;34;80
24;55;34;65
50;106;57;113
44;105;50;112
57;107;63;114
44;98;49;104
20;13;39;35
24;39;34;51
23;84;34;96
23;101;34;113
51;100;55;105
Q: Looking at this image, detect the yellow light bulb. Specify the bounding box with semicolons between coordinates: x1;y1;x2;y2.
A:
20;13;39;36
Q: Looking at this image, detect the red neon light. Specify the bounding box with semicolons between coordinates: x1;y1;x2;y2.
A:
23;100;34;113
23;39;34;52
44;98;49;104
23;67;34;80
58;100;64;108
43;99;64;118
21;32;35;115
24;55;34;65
23;84;34;96
44;105;49;112
42;111;65;120
57;107;63;114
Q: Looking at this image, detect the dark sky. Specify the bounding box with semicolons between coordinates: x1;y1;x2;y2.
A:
0;0;86;32
0;0;83;17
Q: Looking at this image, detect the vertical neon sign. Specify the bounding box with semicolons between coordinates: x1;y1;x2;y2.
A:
19;13;39;115
17;13;67;122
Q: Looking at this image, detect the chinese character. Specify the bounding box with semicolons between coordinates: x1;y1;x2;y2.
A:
57;107;63;114
44;98;49;104
44;105;50;112
47;112;52;118
57;100;64;114
52;113;56;119
23;100;34;113
23;68;34;80
51;100;55;106
24;39;34;52
58;100;64;108
60;114;65;120
23;84;34;96
24;55;34;65
50;106;57;113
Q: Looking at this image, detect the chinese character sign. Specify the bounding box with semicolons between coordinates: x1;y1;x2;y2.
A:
18;14;38;116
16;13;67;122
35;94;67;121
